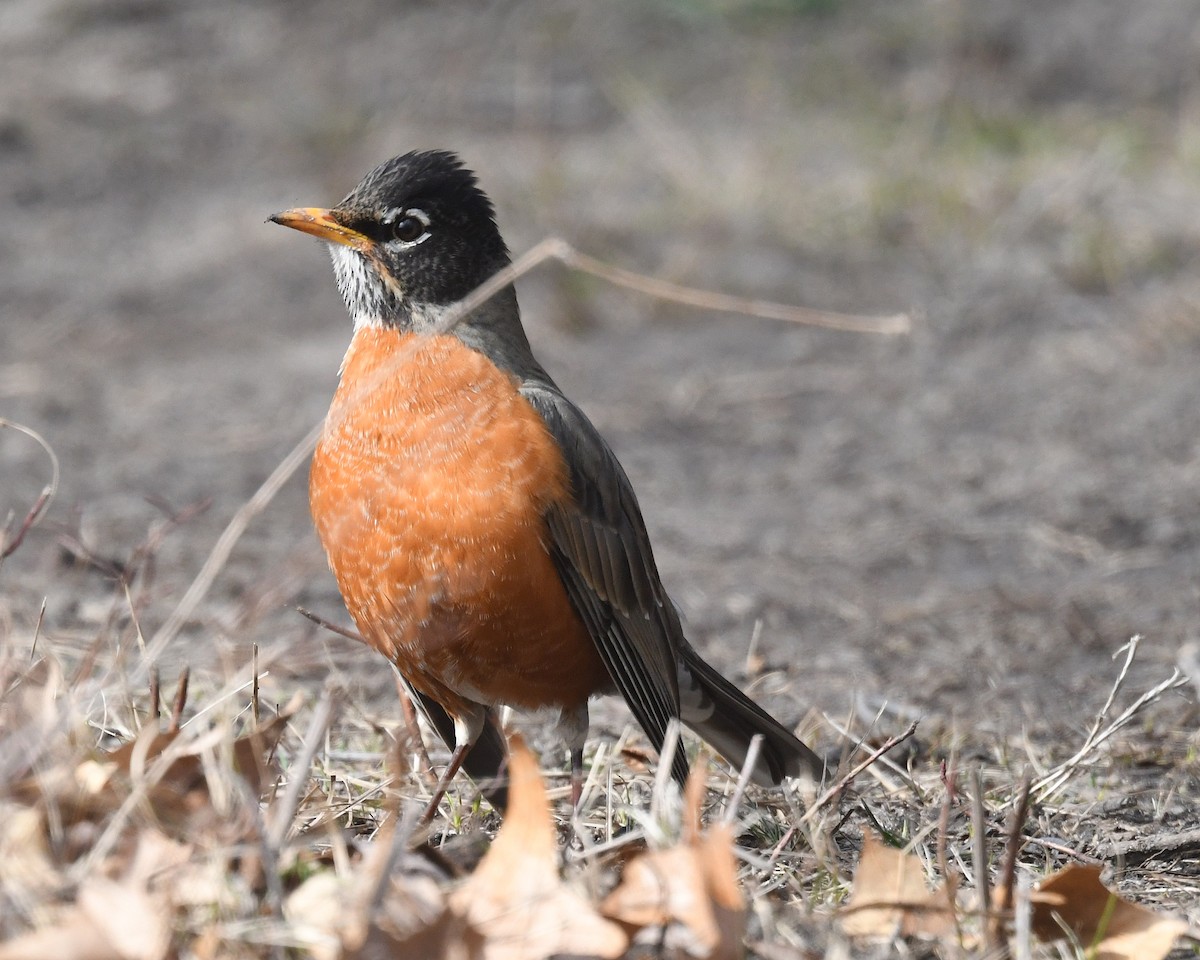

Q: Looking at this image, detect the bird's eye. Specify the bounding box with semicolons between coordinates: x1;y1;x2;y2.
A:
386;208;430;245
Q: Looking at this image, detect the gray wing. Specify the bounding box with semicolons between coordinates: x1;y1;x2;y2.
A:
521;380;691;785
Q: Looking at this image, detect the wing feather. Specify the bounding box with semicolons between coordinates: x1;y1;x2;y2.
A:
523;381;690;784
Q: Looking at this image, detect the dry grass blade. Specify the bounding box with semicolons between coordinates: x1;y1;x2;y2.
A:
801;719;919;823
934;760;965;949
649;719;682;826
27;598;46;663
560;243;912;334
970;766;992;950
296;607;363;643
1030;637;1189;803
139;418;326;677
167;667;189;734
437;236;911;336
992;769;1033;947
0;418;59;564
720;733;762;826
821;708;918;794
267;688;334;853
251;644;260;725
148;667;160;725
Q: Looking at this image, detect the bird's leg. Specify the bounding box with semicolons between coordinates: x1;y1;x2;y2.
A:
558;702;590;812
418;708;485;825
570;746;585;809
418;741;472;824
563;742;587;860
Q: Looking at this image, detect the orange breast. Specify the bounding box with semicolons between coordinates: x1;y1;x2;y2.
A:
309;328;609;717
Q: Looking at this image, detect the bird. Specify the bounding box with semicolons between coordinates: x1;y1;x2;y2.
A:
271;150;824;820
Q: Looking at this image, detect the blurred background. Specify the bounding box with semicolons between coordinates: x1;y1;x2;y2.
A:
2;0;1199;749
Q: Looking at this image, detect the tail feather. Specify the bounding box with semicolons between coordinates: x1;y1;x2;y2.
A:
678;646;825;787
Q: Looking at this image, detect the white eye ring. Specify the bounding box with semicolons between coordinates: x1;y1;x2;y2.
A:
383;207;431;247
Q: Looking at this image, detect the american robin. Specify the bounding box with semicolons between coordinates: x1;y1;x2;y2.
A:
272;150;823;819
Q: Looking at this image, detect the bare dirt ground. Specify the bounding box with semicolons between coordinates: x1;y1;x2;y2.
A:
2;0;1199;951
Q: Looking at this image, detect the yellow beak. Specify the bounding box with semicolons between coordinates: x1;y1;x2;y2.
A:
269;207;372;253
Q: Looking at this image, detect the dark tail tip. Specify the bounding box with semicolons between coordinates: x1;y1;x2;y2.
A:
679;647;825;787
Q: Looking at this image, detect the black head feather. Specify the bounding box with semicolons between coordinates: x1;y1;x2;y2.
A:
327;150;512;325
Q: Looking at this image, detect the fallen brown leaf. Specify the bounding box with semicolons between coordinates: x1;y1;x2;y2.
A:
1031;863;1187;960
0;911;119;960
350;889;480;960
840;833;956;939
449;735;627;960
0;805;56;898
698;823;745;958
601;763;746;960
0;830;182;960
286;809;469;960
287;856;479;960
284;871;345;960
10;693;298;840
106;692;297;798
76;877;170;960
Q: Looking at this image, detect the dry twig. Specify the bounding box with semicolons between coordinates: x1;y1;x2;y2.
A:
1030;637;1188;803
996;771;1032;915
0;418;59;564
296;606;363;644
801;720;919;823
971;767;992;950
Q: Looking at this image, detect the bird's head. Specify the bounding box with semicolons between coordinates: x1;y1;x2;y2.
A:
271;150;512;333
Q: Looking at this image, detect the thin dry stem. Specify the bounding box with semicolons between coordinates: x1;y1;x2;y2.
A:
1030;637;1188;803
267;688;334;853
168;666;190;733
394;671;434;784
722;733;763;825
149;666;160;724
438;237;911;337
252;644;261;726
140;420;325;677
0;418;60;563
822;708;920;796
296;606;363;643
801;719;919;823
971;766;992;949
559;242;911;335
649;719;683;827
28;597;46;662
938;760;966;950
996;770;1032;915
